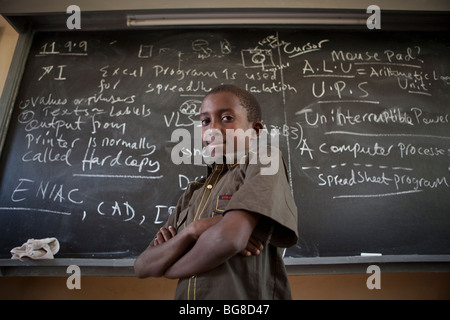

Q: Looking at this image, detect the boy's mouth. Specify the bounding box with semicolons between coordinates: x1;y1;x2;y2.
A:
204;137;226;158
204;136;225;147
206;141;224;147
205;142;225;153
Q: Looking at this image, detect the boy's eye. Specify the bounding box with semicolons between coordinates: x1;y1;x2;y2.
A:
221;115;234;122
201;119;210;126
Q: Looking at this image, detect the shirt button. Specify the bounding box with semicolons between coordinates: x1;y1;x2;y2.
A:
207;184;212;189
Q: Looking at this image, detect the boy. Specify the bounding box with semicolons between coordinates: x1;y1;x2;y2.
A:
134;84;298;299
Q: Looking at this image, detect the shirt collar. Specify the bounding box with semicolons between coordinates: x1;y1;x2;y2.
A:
206;153;247;176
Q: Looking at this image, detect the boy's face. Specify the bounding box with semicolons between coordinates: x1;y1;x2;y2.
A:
200;91;261;160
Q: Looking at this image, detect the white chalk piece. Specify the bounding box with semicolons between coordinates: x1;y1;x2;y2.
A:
361;253;382;256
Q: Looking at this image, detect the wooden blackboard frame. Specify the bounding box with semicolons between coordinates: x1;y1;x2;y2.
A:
0;9;449;276
0;27;32;159
1;255;450;276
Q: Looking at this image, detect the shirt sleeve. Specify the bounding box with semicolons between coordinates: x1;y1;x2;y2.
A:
223;147;298;248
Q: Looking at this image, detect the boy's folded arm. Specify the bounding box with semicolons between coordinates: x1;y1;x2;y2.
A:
134;226;197;278
134;215;225;278
164;209;260;279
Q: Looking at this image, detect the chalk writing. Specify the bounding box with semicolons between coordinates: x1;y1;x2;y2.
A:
0;29;449;259
37;40;88;56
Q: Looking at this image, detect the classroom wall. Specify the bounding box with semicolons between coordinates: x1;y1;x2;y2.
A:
0;16;18;95
0;272;449;299
0;13;449;301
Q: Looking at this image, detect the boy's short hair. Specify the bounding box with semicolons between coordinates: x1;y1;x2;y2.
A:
205;84;262;123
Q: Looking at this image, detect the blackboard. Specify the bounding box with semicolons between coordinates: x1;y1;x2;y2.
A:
0;28;449;260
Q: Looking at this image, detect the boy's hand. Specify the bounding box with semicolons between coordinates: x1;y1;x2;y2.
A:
154;226;177;246
240;236;264;256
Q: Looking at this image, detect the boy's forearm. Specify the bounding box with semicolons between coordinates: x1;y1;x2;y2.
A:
164;210;259;279
164;226;237;279
134;228;196;278
135;211;258;279
134;216;223;278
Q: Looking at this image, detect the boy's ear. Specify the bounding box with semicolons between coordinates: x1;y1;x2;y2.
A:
252;121;264;136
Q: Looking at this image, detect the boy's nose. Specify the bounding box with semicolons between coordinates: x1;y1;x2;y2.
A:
208;119;225;135
209;118;220;130
205;128;222;141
